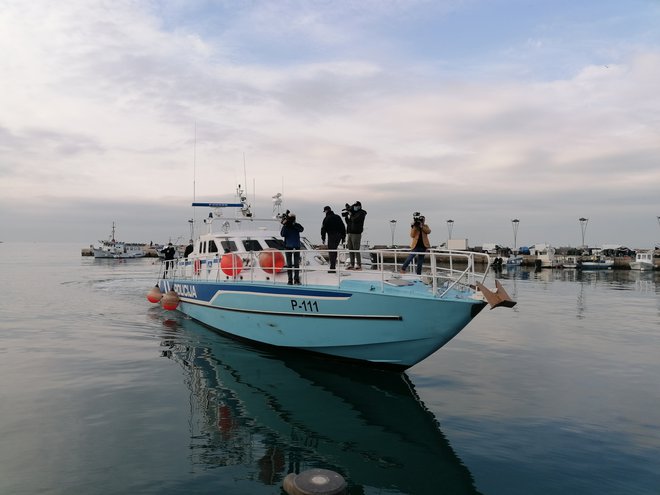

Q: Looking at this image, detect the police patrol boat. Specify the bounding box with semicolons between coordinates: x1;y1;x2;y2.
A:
147;188;515;370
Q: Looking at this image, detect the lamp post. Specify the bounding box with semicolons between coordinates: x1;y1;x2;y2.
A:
389;219;397;248
511;219;520;252
446;219;454;241
579;217;589;249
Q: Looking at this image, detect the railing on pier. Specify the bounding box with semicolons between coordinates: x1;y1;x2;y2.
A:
159;247;492;298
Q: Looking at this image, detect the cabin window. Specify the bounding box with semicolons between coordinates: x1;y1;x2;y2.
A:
264;238;286;250
201;241;207;254
208;240;218;253
243;239;263;252
220;240;238;253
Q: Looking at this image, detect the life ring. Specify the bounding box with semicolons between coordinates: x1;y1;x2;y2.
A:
194;259;201;274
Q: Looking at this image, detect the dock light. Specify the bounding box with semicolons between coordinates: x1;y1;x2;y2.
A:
389;220;397;247
511;219;520;251
146;285;163;303
579;217;589;248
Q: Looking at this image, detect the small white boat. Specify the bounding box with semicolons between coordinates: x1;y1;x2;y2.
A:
532;244;557;268
93;223;145;259
147;188;516;370
629;250;655;271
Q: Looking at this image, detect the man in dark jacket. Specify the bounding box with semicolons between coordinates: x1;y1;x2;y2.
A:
160;242;176;277
280;212;304;284
321;206;346;272
342;201;367;269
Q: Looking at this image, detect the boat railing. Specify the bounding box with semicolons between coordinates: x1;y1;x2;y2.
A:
162;247;491;297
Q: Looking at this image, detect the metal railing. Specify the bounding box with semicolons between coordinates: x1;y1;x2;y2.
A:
159;247;491;297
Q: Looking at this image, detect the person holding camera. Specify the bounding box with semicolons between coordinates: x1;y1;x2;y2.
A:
341;200;367;270
160;242;176;277
280;211;304;285
400;213;431;275
321;206;346;273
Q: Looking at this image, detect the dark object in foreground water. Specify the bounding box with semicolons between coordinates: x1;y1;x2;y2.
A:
283;468;347;495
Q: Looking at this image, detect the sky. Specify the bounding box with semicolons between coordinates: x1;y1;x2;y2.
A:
1;0;659;249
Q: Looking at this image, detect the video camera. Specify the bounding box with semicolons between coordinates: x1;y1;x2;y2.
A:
280;209;293;225
412;212;425;228
341;202;358;217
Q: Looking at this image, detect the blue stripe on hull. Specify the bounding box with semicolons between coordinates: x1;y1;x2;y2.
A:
160;279;484;368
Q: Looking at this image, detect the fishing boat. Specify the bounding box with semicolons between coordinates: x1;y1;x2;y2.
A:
629;250;655;271
93;222;145;259
147;188;515;370
578;256;614;270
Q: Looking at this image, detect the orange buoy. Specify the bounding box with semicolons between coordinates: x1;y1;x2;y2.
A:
161;290;180;311
220;253;243;276
147;285;163;303
259;249;285;274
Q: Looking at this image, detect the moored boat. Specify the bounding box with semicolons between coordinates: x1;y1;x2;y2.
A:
147;189;516;370
578;256;614;270
505;255;523;267
93;222;145;259
629;250;655;271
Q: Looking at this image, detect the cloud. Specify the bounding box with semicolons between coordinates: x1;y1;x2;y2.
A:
1;1;659;247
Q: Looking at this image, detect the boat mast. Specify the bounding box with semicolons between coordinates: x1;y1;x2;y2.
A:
192;121;197;241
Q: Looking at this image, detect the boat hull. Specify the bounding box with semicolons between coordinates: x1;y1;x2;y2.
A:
579;260;614;270
629;261;654;271
159;279;486;369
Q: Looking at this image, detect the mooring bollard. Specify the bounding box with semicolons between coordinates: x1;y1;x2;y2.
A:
282;468;347;495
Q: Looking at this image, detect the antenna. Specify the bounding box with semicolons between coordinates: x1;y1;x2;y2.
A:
243;152;247;195
192;121;197;240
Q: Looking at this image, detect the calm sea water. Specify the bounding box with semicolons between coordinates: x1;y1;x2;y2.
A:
1;242;658;495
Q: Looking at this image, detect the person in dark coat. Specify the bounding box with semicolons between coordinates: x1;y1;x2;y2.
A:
321;206;346;272
161;242;176;277
183;240;194;258
342;201;367;269
280;212;304;285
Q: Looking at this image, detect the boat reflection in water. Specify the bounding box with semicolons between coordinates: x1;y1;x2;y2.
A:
158;315;482;495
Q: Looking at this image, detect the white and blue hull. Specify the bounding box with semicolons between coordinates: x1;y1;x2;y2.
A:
159;278;486;369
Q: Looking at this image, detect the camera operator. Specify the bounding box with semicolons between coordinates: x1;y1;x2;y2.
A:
400;212;431;275
341;201;367;270
280;210;304;285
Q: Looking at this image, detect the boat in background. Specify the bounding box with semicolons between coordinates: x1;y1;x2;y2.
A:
93;222;145;259
578;256;614;270
505;255;523;267
629;250;655;271
147;187;516;370
531;243;558;268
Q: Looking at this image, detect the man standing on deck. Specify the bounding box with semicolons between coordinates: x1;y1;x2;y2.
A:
321;206;346;273
280;212;304;285
342;201;367;270
161;242;176;277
